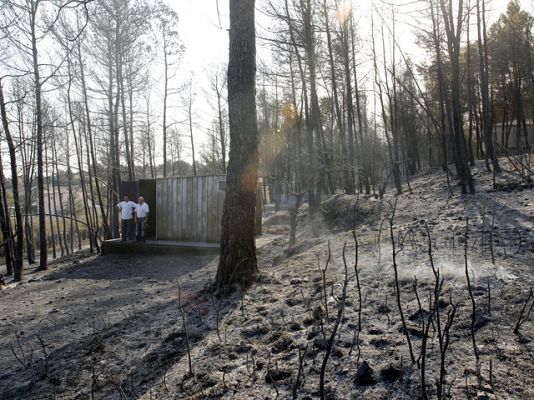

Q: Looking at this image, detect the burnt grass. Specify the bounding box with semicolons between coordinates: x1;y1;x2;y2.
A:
1;160;533;399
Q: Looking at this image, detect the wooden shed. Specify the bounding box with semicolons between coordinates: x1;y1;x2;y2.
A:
120;175;226;243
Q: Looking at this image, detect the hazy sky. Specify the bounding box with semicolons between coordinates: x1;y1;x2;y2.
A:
172;0;529;72
172;0;229;73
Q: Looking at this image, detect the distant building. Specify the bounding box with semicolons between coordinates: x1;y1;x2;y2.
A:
121;175;227;243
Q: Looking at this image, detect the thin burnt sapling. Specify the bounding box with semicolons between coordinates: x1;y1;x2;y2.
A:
424;223;460;399
513;287;534;335
376;217;386;266
319;242;350;400
348;202;363;363
265;355;280;397
486;278;492;316
208;278;223;342
439;295;459;399
413;277;433;400
464;218;482;390
91;363;97;400
351;202;362;333
424;224;445;397
388;199;416;364
317;241;332;322
36;335;49;379
177;281;194;378
8;332;32;370
292;344;308;400
489;205;496;265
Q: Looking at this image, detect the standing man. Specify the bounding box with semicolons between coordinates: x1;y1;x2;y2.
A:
134;196;149;242
117;195;136;241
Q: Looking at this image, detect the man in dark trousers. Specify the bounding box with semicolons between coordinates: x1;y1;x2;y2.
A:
117;195;136;241
134;196;150;242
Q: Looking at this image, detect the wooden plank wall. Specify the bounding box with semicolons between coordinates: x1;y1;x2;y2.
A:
156;175;226;242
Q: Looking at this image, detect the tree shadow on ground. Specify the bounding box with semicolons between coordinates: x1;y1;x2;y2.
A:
0;283;235;399
0;252;231;399
40;253;218;282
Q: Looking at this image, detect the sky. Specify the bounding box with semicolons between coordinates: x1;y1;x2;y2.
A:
165;0;530;160
172;0;230;73
171;0;529;72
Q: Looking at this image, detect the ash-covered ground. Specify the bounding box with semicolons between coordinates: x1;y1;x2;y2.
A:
1;159;533;399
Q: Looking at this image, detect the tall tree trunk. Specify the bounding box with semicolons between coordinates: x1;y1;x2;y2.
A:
389;18;403;194
30;3;48;270
466;3;476;166
215;0;259;289
430;0;451;170
288;52;305;192
0;152;14;276
163;47;169;177
108;44;121;238
64;129;81;252
45;140;57;259
84;124;100;252
377;18;402;194
0;80;24;280
49;141;65;257
284;0;311;197
342;18;356;194
351;17;370;194
118;56;133;181
74;121;95;254
215;77;227;174
322;0;351;193
52;144;69;255
477;0;500;172
127;64;135;180
77;44;111;239
146;98;156;178
188;85;197;176
439;0;475;193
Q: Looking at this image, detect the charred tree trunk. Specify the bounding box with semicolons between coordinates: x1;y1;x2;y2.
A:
466;5;476;166
0;155;14;276
215;0;259;289
146;98;156;178
83;123;101;252
64;130;81;252
0;80;24;280
52;143;69;255
30;3;48;270
285;0;310;197
476;0;500;172
342;18;356;194
73;117;95;254
351;18;370;194
163;47;169;177
48;141;64;257
109;49;121;238
45;140;57;260
439;0;475;194
188;85;197;176
322;0;350;193
77;44;111;239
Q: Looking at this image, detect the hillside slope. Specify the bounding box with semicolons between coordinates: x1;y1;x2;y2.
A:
1;159;533;400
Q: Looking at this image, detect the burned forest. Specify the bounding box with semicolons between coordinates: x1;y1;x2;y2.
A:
0;0;533;399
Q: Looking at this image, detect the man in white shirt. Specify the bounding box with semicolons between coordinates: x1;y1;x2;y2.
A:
117;195;137;241
134;196;150;242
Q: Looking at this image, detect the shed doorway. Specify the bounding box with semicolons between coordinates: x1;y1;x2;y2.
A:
139;179;157;239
